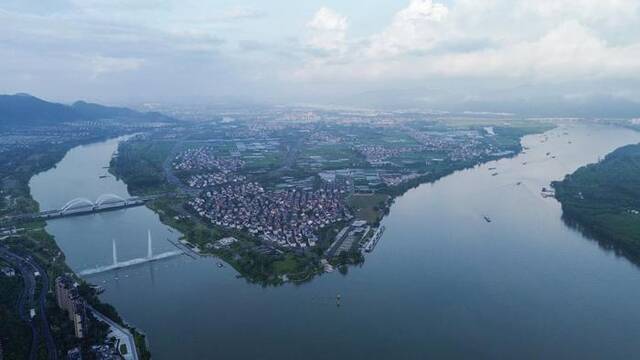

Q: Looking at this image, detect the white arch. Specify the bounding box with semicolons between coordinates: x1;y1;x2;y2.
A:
95;194;126;207
61;198;95;213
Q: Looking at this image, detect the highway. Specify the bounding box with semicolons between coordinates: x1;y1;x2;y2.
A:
0;245;57;360
31;257;58;359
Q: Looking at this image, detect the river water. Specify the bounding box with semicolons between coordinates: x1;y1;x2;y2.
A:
30;125;640;359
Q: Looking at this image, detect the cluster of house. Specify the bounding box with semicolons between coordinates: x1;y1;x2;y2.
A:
354;144;416;166
173;147;244;172
188;182;350;248
319;168;383;193
185;173;247;189
409;130;491;162
308;131;342;145
379;172;422;186
0;266;15;277
67;345;123;360
353;130;493;168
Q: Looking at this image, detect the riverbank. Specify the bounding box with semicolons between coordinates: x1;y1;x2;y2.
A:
553;143;640;262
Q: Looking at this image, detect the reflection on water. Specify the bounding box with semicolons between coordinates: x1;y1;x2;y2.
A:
31;125;640;359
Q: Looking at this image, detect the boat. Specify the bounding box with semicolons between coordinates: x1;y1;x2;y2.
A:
217;262;224;268
90;285;105;294
484;216;492;223
516;182;522;186
541;187;556;198
491;173;498;176
99;175;109;179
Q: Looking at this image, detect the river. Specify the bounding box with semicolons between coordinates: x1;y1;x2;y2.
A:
29;124;640;359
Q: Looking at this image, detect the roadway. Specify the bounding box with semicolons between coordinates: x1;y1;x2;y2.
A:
0;245;57;360
88;306;139;360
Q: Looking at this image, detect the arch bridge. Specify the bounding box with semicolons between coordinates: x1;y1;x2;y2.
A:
60;194;131;215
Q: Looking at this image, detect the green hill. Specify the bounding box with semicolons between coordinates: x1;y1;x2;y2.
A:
0;93;174;126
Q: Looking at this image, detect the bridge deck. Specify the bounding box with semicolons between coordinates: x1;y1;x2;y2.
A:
79;251;183;276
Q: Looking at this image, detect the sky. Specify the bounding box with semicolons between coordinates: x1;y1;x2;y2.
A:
2;0;640;115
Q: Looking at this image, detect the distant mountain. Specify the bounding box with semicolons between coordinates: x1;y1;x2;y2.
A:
334;86;640;118
0;93;81;126
0;93;176;126
71;101;175;123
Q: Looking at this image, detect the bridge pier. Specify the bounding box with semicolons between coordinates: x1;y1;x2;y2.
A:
147;230;153;260
112;239;118;266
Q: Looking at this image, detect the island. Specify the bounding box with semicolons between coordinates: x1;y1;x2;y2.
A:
553;143;640;261
109;110;553;285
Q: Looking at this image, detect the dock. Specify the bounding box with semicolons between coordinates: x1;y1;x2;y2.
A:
363;226;386;253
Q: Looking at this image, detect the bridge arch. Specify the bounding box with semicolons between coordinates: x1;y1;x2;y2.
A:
95;194;126;208
61;198;95;213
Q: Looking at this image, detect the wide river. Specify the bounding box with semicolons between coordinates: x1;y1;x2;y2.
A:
30;124;640;359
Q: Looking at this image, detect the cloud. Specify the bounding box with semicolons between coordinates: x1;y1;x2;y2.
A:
306;7;349;54
220;6;266;21
367;0;449;58
440;21;640;82
89;55;144;77
516;0;640;25
294;0;640;86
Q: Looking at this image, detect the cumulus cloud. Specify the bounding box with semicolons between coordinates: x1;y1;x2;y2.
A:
423;21;640;80
516;0;640;25
295;0;640;86
306;7;349;54
367;0;449;57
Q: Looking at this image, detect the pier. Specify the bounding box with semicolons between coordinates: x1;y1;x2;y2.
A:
363;225;386;253
79;230;182;276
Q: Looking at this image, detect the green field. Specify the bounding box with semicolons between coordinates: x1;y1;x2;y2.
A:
347;193;391;224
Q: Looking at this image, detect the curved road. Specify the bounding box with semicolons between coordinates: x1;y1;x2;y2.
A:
29;258;58;359
0;245;57;359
